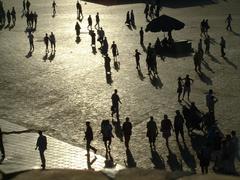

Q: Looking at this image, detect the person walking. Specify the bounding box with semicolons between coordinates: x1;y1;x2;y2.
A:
160;115;173;147
84;121;97;155
134;49;141;70
144;3;149;20
177;77;183;102
0;128;5;163
76;0;83;19
43;33;49;53
35;131;47;170
125;11;130;25
122;117;132;149
198;145;210;174
6;10;11;26
101;120;113;152
52;0;56;17
49;32;56;51
26;0;31;12
139;27;144;45
111;89;122;119
220;36;226;57
130;10;135;27
75;21;81;37
111;41;119;61
33;11;38;29
174;110;185;142
11;7;16;26
27;32;34;52
90;30;96;47
204;35;210;54
95;12;100;29
87;15;92;30
146;116;158;149
104;53;111;75
23;0;26;12
182;74;194;100
226;14;232;31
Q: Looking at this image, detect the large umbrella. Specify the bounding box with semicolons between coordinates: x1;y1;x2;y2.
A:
145;15;185;33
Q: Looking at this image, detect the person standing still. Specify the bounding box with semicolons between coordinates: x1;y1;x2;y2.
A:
84;121;97;155
226;14;232;31
35;131;47;170
122;117;132;149
220;36;226;57
139;27;144;45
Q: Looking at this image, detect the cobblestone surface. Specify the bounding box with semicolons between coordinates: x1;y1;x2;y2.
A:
0;0;240;174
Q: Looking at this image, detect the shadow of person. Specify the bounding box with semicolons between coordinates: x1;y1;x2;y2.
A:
124;148;137;168
202;60;215;73
25;51;32;58
4;24;10;29
141;43;147;53
126;24;133;31
223;57;238;69
112;119;123;142
0;24;4;30
75;36;81;44
208;54;221;64
197;71;213;85
189;132;207;152
231;30;240;37
132;24;137;30
150;149;165;169
42;52;48;61
106;73;113;85
92;46;97;55
177;141;196;173
167;147;182;171
8;24;15;31
149;74;163;89
137;69;145;81
48;51;56;62
87;154;97;170
104;151;116;168
114;61;120;71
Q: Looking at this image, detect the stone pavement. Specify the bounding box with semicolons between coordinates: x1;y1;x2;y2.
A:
0;119;123;174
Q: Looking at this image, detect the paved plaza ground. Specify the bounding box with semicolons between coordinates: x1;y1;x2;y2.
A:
0;0;240;174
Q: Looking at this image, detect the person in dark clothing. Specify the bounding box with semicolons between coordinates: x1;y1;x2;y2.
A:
23;0;26;11
198;145;210;174
75;21;81;37
11;7;16;26
111;41;118;61
182;74;194;101
35;131;47;170
149;4;155;19
90;30;96;47
95;12;100;29
134;49;141;69
87;15;92;30
139;27;144;45
177;77;183;102
101;120;113;152
52;1;56;17
33;11;38;29
111;89;122;119
226;14;232;31
28;32;34;52
144;3;149;20
6;10;11;26
104;53;111;75
26;0;31;12
174;110;185;142
0;128;5;163
125;11;130;25
49;32;56;51
122;117;132;149
43;33;49;52
204;35;210;54
220;36;226;57
160;115;173;147
146;116;158;149
76;0;83;20
84;121;97;155
130;10;135;27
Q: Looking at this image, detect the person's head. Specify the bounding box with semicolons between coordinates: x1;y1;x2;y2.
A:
148;43;151;46
86;121;90;126
45;33;48;36
0;128;2;133
231;130;236;137
164;114;168;119
176;110;180;115
178;77;181;81
38;130;43;136
191;102;195;106
229;14;231;17
141;27;143;30
226;134;231;141
200;38;202;42
97;12;99;15
126;117;129;122
186;74;189;78
113;41;115;44
51;32;53;35
114;89;117;93
221;36;224;40
150;116;153;121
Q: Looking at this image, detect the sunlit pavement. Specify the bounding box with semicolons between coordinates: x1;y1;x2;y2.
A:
0;0;240;174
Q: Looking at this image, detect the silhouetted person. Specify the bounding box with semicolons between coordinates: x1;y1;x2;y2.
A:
149;4;155;19
226;14;232;31
177;77;183;102
231;131;240;161
208;96;218;120
1;9;6;26
75;21;81;37
6;10;11;26
87;15;92;30
11;7;16;26
160;115;173;147
200;19;205;37
95;12;100;29
220;36;226;57
52;1;56;17
146;43;152;74
198;38;203;55
182;74;194;100
84;121;97;155
174;110;185;142
111;89;122;119
26;0;31;12
205;19;209;35
125;11;130;25
0;128;5;162
111;41;118;61
102;37;108;55
193;51;202;73
104;53;111;74
204;35;210;54
76;0;83;20
35;131;47;170
155;5;161;17
130;10;135;27
28;32;34;52
49;32;56;51
206;89;215;112
134;49;141;69
97;27;105;46
44;33;49;52
33;12;38;29
122;117;132;149
139;27;144;45
146;116;158;149
90;30;96;46
144;3;149;20
23;0;26;11
101;120;113;152
29;11;34;28
197;145;210;174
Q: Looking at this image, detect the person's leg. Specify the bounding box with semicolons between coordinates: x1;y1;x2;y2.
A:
180;129;185;141
86;140;90;154
39;150;46;169
201;166;204;174
187;89;190;100
205;166;208;174
182;89;186;100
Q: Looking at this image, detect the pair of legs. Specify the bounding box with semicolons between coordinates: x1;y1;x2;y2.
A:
86;140;97;154
148;136;156;149
104;138;112;152
221;47;225;57
124;135;130;149
111;105;119;119
30;42;34;52
39;150;46;169
201;165;208;174
182;87;191;100
175;129;185;142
